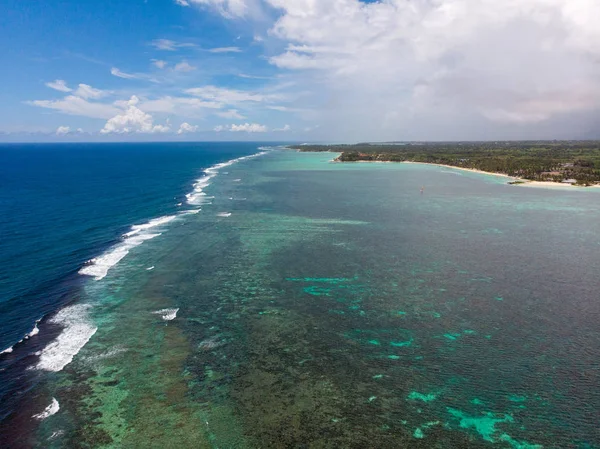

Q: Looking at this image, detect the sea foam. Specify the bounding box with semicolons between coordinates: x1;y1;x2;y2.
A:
153;308;179;321
32;398;60;420
186;151;267;206
79;215;177;280
36;305;97;372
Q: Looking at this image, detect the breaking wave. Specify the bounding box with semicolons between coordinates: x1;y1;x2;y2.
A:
36;305;97;372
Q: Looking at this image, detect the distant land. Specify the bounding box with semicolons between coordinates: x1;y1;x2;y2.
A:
289;141;600;186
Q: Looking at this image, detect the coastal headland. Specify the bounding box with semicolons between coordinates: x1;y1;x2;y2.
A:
289;142;600;188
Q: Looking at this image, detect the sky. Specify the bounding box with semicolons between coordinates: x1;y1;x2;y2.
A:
2;0;599;142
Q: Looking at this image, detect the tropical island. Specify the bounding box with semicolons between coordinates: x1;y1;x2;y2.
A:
288;141;600;186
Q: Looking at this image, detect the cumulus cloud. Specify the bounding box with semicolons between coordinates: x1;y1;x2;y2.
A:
214;123;267;132
56;126;70;135
101;96;171;134
177;122;199;134
175;0;190;5
256;0;600;138
273;124;290;132
46;80;72;92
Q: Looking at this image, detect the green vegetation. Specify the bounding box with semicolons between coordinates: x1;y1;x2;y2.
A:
289;141;600;184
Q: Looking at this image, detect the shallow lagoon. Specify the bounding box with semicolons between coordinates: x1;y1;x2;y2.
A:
16;150;600;447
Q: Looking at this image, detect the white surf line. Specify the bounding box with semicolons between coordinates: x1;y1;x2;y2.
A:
32;398;60;420
79;215;177;281
0;319;43;356
186;150;268;206
36;305;97;372
79;150;268;282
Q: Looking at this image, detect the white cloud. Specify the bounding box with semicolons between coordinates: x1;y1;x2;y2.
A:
110;67;138;79
258;0;600;139
46;80;72;93
56;126;70;135
151;39;195;51
216;109;245;119
174;61;196;72
209;46;242;53
152;59;168;69
74;84;106;99
175;0;190;6
178;122;199;134
29;96;119;119
214;123;267;132
273;124;291;132
101;96;171;134
186;85;273;104
139;96;223;116
238;73;271;79
185;0;249;18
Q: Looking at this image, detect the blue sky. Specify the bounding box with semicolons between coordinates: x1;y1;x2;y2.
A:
2;0;599;141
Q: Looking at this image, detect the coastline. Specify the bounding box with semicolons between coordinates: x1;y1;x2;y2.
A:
327;155;600;189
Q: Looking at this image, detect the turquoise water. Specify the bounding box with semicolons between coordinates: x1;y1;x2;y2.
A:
2;149;600;447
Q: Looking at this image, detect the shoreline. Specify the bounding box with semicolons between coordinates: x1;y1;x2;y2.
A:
327;155;600;189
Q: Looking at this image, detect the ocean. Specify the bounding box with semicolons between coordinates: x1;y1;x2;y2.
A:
0;144;599;448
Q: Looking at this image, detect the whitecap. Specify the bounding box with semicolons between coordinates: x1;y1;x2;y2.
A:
36;305;97;372
32;398;60;420
80;215;177;281
186;150;267;206
217;212;232;217
152;308;179;321
146;266;155;271
25;320;41;339
1;346;13;354
122;215;177;238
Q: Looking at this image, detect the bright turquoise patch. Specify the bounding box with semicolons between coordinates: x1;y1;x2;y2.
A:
302;286;332;296
444;333;461;340
447;408;513;442
413;428;424;439
390;338;413;348
408;391;437;402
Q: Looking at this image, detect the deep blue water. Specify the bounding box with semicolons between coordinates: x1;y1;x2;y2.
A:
0;142;265;354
